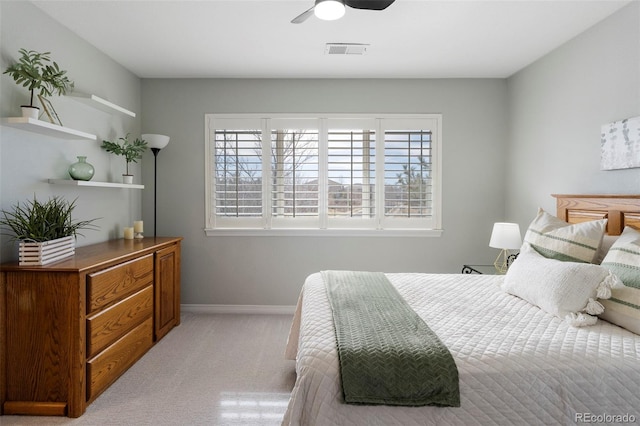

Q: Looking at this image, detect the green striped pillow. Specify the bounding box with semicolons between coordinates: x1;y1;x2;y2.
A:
600;226;640;334
523;208;606;263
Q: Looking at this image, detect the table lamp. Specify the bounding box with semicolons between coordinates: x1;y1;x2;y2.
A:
489;222;522;273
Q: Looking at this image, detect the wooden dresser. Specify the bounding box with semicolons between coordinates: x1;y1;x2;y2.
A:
0;237;182;418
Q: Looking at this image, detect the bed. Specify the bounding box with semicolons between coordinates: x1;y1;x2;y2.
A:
283;194;640;426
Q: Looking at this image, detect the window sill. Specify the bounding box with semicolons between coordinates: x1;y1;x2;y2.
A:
204;228;444;237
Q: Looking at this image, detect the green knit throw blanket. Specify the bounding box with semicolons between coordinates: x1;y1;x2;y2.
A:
322;270;460;407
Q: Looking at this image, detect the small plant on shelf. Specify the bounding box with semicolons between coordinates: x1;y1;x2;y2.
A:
0;196;99;243
101;134;148;183
3;48;74;119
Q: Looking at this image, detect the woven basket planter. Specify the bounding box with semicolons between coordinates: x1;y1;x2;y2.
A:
18;236;75;266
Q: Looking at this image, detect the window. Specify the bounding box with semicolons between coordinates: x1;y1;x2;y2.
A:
215;129;263;218
382;125;433;229
270;120;319;228
327;128;375;219
206;114;441;235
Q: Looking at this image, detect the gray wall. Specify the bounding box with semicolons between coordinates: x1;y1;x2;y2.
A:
141;79;508;306
506;1;640;225
5;1;635;308
0;2;142;262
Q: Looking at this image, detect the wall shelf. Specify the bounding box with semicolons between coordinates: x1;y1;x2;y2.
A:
48;179;144;189
1;117;97;141
68;93;136;117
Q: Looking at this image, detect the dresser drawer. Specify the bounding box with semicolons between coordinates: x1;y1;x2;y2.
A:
86;285;154;358
86;317;153;402
87;255;153;313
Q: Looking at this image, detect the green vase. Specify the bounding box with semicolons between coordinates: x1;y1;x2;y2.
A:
68;156;95;181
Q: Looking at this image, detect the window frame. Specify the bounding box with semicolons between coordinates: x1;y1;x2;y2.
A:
204;113;442;237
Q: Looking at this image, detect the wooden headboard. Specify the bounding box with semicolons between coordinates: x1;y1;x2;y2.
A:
553;194;640;236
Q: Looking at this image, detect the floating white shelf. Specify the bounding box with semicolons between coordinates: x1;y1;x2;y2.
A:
69;93;136;117
48;179;144;189
1;117;97;140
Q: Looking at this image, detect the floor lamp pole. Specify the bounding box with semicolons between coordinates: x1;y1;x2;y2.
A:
151;147;161;237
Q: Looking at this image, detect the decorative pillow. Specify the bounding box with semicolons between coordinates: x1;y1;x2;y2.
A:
523;208;606;263
502;244;618;326
599;226;640;334
593;234;618;264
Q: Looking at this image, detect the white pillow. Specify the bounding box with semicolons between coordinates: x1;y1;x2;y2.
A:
502;244;619;326
593;234;618;264
599;226;640;334
523;208;606;263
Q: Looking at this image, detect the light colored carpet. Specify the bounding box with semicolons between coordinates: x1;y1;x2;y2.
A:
3;313;297;425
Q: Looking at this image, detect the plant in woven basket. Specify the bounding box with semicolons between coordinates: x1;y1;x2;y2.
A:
0;196;99;242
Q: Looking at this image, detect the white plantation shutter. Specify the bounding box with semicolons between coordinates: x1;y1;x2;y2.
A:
379;117;439;229
383;130;432;217
214;130;263;217
270;119;320;228
206;114;441;232
326;118;377;228
270;130;319;218
209;117;265;228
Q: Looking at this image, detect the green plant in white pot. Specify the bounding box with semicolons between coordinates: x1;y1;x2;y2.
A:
0;196;99;265
101;134;148;184
3;48;74;119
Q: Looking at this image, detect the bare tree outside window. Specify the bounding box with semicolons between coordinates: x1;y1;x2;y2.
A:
214;130;263;217
271;129;319;217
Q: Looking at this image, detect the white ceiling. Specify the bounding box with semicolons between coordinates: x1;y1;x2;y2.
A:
32;0;630;79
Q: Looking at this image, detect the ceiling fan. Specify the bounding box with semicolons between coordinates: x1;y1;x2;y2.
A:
291;0;396;24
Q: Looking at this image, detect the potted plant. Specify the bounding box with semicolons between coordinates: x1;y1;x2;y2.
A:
3;48;74;119
101;134;148;184
0;196;99;265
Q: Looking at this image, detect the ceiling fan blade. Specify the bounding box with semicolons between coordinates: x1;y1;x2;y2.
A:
291;6;315;24
344;0;395;10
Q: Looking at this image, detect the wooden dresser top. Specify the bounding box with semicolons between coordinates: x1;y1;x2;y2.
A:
0;237;182;273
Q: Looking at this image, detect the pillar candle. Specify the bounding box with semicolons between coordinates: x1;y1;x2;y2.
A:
134;221;144;233
123;227;134;240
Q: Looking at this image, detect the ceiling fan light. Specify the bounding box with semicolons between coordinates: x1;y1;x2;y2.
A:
314;0;346;21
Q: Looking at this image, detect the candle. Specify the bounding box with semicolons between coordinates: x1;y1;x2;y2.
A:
134;221;144;233
123;227;134;240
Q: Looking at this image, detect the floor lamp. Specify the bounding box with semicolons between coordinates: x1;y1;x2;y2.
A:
142;134;170;237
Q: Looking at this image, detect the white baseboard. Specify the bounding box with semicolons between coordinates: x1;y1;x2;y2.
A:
181;304;296;315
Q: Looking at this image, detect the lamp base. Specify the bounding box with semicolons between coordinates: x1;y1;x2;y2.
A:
493;250;510;274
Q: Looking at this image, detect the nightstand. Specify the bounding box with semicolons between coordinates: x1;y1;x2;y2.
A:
461;264;500;274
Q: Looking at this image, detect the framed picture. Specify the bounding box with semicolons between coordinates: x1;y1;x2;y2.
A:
601;116;640;170
38;95;63;126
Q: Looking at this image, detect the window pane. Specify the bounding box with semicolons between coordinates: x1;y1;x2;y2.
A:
207;115;441;232
327;129;375;218
214;130;263;217
271;129;319;217
384;130;432;218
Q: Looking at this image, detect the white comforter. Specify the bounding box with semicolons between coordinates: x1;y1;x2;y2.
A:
283;273;640;426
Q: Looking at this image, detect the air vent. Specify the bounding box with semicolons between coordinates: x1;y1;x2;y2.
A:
325;43;369;55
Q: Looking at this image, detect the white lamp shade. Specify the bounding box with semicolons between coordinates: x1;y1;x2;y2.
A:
489;222;522;250
142;134;170;150
314;0;345;20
